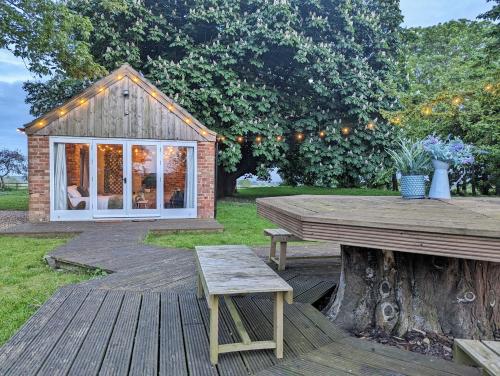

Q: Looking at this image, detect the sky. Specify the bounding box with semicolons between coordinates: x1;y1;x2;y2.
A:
0;0;494;155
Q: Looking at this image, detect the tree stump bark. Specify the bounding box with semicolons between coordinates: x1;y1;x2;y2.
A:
325;245;500;339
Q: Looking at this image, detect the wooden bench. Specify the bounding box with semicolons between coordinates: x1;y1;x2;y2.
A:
454;339;500;375
195;245;293;365
265;228;338;271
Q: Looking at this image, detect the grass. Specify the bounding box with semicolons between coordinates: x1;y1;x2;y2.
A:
234;186;399;200
0;189;29;211
147;200;275;249
147;186;396;249
0;236;93;346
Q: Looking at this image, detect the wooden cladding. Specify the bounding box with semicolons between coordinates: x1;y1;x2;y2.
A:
257;196;500;263
25;64;215;142
33;77;207;141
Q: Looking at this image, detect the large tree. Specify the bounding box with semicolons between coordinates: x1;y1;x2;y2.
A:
0;0;104;78
386;19;499;194
23;0;402;195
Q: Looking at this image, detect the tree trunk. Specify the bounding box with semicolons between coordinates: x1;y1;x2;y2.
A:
391;174;398;191
216;144;258;198
217;166;238;198
326;246;500;339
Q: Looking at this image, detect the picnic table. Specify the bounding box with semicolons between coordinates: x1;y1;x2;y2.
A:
257;195;500;339
194;245;293;364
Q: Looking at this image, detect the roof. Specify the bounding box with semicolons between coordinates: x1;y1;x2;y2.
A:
23;64;216;141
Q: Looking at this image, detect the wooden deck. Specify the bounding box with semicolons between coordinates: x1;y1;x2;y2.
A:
0;288;344;376
257;195;500;262
0;222;481;375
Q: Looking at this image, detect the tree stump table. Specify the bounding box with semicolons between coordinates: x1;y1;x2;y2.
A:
257;195;500;339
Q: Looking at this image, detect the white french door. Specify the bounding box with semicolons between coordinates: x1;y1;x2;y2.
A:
50;137;197;221
92;141;161;218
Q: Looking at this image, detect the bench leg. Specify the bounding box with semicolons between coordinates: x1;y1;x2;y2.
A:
209;295;219;365
278;242;287;271
269;240;276;262
196;273;203;299
273;291;284;358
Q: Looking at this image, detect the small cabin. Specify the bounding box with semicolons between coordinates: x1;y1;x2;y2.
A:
23;64;216;222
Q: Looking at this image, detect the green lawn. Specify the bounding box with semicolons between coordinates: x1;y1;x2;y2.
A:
0;189;29;211
234;185;398;200
148;186;396;249
0;236;93;346
147;200;275;249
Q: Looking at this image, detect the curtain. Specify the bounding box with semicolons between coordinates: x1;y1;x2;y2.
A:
184;147;195;208
80;148;89;189
54;143;67;210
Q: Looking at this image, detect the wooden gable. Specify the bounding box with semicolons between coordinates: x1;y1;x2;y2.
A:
24;64;216;142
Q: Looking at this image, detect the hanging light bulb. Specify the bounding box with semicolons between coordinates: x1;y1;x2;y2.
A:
341;127;351;136
366;122;376;130
236;136;244;143
276;135;283;142
296;132;304;141
255;136;262;143
421;106;432;116
319;131;326;138
452;96;463;106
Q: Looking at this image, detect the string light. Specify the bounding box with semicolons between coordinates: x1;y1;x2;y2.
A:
276;135;283;142
296;133;304;141
132;76;139;83
236;136;244;143
151;92;157;97
98;87;104;93
59;110;66;116
484;83;494;93
184;117;191;124
421;106;432;116
256;136;262;143
391;116;401;125
37;121;44;127
201;130;207;136
218;136;226;142
167;104;174;111
452;96;462;106
366;122;376;130
341;127;351;136
319;131;326;138
117;75;123;80
79;98;86;105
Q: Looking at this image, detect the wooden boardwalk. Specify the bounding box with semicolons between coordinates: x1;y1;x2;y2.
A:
0;288;345;376
0;222;480;375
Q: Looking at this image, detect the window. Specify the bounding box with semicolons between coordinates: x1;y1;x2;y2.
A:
53;143;90;211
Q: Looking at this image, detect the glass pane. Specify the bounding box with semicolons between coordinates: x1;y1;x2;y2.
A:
53;143;90;211
132;145;157;210
163;146;195;209
96;144;123;210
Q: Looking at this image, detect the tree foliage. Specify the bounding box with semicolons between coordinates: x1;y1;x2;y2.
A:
385;19;499;193
0;0;105;78
22;0;402;193
0;149;27;189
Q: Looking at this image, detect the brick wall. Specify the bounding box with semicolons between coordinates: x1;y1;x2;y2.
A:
197;142;215;219
28;135;50;222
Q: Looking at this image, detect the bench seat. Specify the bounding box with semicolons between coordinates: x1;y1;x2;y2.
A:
194;245;293;365
454;338;500;375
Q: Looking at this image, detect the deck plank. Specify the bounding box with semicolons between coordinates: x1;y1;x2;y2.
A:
99;291;142;376
159;292;188;376
37;290;107;376
129;292;160;376
67;290;124;376
178;293;218;376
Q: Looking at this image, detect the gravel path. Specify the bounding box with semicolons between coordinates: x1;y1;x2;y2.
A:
0;210;28;231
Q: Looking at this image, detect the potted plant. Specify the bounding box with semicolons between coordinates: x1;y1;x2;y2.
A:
387;138;431;199
421;135;475;199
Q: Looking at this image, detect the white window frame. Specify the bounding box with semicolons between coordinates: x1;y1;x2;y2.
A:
49;136;198;221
